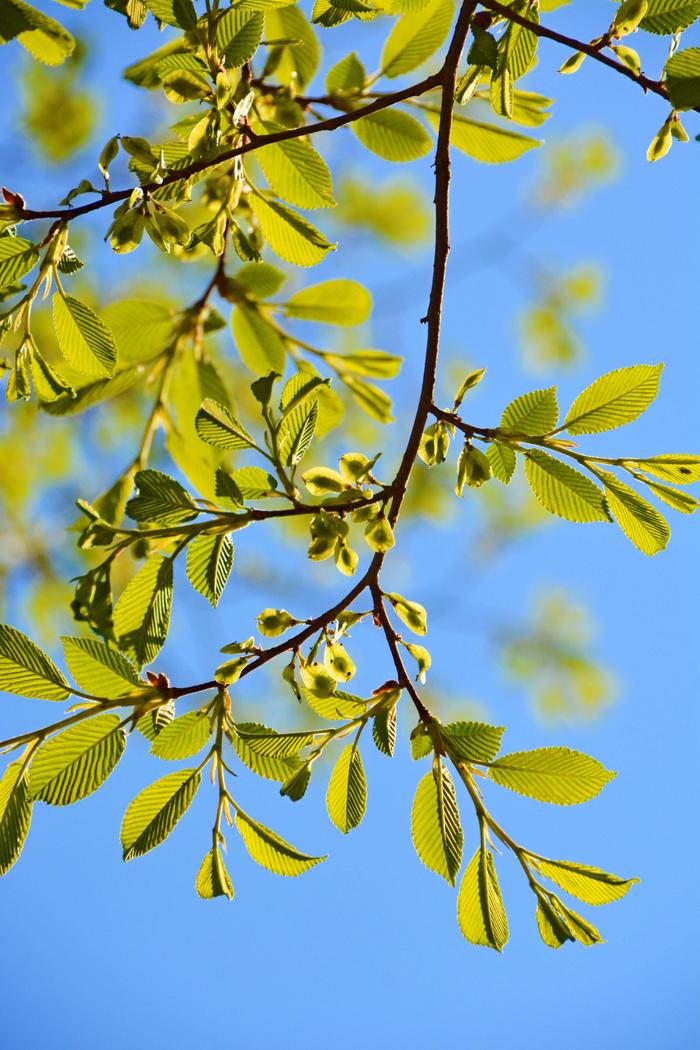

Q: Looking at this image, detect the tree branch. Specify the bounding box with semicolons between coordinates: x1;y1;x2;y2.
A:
479;0;700;114
19;73;444;223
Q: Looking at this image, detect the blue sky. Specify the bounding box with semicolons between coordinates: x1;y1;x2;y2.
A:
1;4;698;1048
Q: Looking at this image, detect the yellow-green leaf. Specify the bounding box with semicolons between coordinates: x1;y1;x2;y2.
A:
0;624;70;701
352;107;432;162
151;710;213;761
563;364;663;435
196;847;234;900
326;744;367;833
524;450;610;523
121;768;200;860
53;293;117;377
411;762;463;885
489;747;615;805
28;715;126;805
457;847;509;951
598;470;670;556
234;807;326;875
0;762;32;875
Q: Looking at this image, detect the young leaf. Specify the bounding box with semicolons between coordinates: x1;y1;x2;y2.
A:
126;469;199;526
229;723;302;782
380;0;454;79
195;398;257;450
186;533;234;607
113;554;174;668
61;636;142;699
489;747;616;805
372;706;397;756
326;744;367;833
0;624;70;701
121;768;201;860
524;450;610;523
284;279;371;327
487;442;517;484
426;110;542;164
232;303;287;376
196;847;234;901
563;364;663;435
441;721;504;764
234;808;326;876
500;387;558;436
0;760;32;876
28;715;126;806
628;455;700;485
411;762;463;885
151;710;213;761
352;108;432;163
0;236;39;289
249;193;335;267
598;470;670;556
234;727;315;758
255;126;335;209
530;856;639;905
457;847;509;951
53;293;117;377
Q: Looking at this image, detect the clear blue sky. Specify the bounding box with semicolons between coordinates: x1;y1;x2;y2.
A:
1;4;698;1048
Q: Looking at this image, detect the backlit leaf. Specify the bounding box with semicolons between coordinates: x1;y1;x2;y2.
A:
489;747;615;805
121;768;200;860
234;807;326;875
196;847;234;900
151;710;213;760
326;744;367;833
457;847;509;951
0;762;32;875
114;554;174;668
563;364;663;435
53;293;117;377
61;636;142;699
0;624;70;701
411;762;463;885
186;533;234;607
29;715;126;805
524;450;610;523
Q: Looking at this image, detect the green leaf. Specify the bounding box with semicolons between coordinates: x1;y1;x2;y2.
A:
256;125;335;209
250;193;335;267
186;533;234;607
216;8;263;66
300;684;368;721
598;470;670;556
196;847;234;900
487;441;516;484
372;706;397;756
629;455;700;484
381;0;454;78
457;847;509;951
234;727;315;758
640;0;700;35
0;624;70;701
195;398;257;450
500;386;558;435
28;715;126;805
150;710;212;760
352;107;432;162
265;5;320;88
326;349;402;379
641;479;699;515
563;364;663;435
411;762;463;885
343;375;394;422
442;721;504;764
531;856;639;905
52;293;117;377
0;235;38;288
0;0;75;65
665;46;700;109
101;300;175;364
524;450;611;523
113;554;174;668
232;303;287;376
61;636;142;699
121;768;200;860
429;109;541;164
0;762;31;875
229;723;302;782
489;747;616;805
284;279;371;327
234;807;326;875
326;744;367;833
126;469;199;526
326;50;365;94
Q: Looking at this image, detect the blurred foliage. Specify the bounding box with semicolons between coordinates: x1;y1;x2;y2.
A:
519;264;603;371
501;590;616;722
20;42;97;164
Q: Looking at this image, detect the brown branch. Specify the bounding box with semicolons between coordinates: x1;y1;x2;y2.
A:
19;73;444;223
387;0;478;528
370;582;433;724
169;2;478;717
479;0;700;115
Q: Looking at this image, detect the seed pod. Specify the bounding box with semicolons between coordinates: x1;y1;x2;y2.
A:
610;44;640;75
334;540;359;576
257;608;300;637
456;443;492;495
364;513;394;553
324;641;356;682
559;51;586;75
646;118;673;162
612;0;648;36
386;592;427;636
